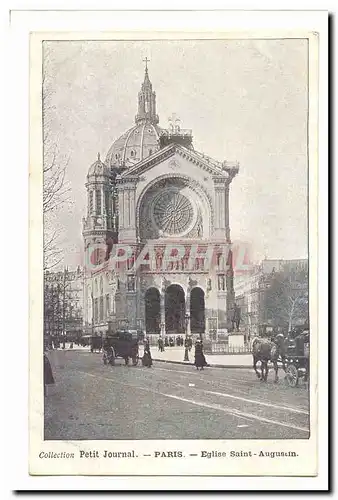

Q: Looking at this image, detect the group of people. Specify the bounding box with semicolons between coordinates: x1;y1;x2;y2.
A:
158;335;186;350
43;334;208;398
157;334;207;370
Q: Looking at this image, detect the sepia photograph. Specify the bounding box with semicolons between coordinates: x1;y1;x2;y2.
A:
41;37;311;443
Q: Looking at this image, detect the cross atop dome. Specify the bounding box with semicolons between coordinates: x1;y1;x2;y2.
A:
143;57;150;70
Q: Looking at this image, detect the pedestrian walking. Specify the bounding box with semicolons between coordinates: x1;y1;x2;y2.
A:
158;336;164;352
142;338;153;367
44;352;55;397
188;336;193;351
194;339;207;370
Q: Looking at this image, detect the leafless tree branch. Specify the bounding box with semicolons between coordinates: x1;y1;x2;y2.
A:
43;45;73;270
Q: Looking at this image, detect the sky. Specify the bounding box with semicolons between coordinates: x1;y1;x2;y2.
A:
43;38;308;269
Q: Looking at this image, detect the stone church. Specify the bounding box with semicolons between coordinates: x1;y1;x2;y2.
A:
82;63;239;340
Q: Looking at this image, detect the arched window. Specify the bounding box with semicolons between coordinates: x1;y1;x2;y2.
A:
96;190;102;214
89;191;94;213
149;149;153;156
105;191;110;215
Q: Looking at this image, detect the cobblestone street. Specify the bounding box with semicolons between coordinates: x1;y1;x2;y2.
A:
44;350;309;441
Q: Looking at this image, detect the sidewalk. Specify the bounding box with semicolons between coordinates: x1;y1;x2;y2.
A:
144;346;252;368
53;344;253;368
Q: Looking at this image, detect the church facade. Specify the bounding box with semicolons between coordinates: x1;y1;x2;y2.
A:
82;65;239;340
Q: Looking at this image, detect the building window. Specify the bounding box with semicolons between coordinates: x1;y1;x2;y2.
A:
217;253;224;270
218;275;225;291
149;149;153;156
94;298;99;323
96;190;102;214
105;191;110;215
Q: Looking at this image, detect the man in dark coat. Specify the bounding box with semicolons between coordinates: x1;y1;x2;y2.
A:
158;337;164;352
44;352;55;397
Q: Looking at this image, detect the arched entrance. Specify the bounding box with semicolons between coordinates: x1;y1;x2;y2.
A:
165;284;185;334
190;287;205;334
145;288;161;335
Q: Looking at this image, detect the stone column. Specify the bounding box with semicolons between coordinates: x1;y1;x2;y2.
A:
185;288;191;335
92;189;96;215
116;178;138;240
124;190;129;227
212;176;227;238
186;314;191;336
225;183;231;243
118;190;124;229
160;293;166;336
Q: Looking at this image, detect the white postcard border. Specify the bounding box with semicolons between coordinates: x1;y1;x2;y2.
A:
5;7;328;491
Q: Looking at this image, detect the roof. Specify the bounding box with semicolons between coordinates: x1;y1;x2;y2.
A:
87;153;110;178
105;121;163;169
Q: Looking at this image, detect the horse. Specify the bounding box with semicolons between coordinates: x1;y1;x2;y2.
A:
251;334;286;383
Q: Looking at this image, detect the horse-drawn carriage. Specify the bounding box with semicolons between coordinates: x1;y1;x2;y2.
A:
102;330;143;366
252;325;309;385
284;330;309;387
79;335;103;351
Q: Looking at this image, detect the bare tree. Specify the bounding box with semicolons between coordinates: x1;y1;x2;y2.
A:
43;44;72;270
263;267;309;331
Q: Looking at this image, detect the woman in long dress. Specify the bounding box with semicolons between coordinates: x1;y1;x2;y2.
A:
142;339;153;368
194;340;207;370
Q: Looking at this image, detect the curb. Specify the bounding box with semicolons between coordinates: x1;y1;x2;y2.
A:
152;358;251;369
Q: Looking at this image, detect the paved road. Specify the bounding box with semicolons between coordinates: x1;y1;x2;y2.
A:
44;350;309;441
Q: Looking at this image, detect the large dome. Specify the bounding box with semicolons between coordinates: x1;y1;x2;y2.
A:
105;122;163;169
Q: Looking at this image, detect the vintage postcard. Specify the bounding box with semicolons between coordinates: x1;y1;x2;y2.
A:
27;18;324;482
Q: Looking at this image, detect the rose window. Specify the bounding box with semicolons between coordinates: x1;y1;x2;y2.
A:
151;188;196;236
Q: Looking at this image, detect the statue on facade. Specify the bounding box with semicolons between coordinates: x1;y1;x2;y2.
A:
161;276;169;293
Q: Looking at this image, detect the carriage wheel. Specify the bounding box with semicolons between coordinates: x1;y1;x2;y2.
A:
286;364;298;387
132;355;139;366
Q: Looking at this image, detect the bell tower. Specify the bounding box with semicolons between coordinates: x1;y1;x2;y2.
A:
82;153;114;265
135;58;159;125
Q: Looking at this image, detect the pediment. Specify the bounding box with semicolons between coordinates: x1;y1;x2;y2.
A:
118;143;229;179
